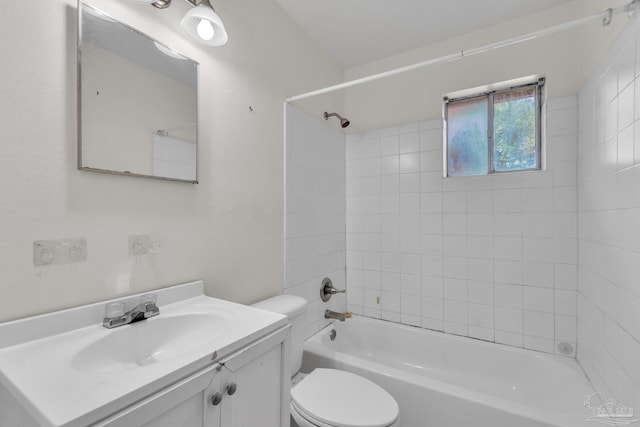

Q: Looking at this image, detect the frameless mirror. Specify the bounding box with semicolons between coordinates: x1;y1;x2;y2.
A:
78;2;199;183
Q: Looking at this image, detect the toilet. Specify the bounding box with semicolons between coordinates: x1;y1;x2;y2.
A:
252;295;400;427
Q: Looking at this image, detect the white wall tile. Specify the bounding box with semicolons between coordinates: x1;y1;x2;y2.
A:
444;300;468;324
495;330;523;347
523;262;554;288
400;153;420;173
345;99;578;355
399;132;420;153
443;321;468;336
400;174;421;194
443;214;467;235
421;234;443;256
381;155;399;175
524;335;555;353
523;287;554;313
381;175;399;194
444;235;467;257
422;275;444;298
577;18;640;399
495;260;524;285
494;236;523;261
495;307;523;334
380;135;399;156
468;236;494;259
401;253;421;275
468;282;494;307
420;129;442;152
422;297;443;320
555;290;577;316
286;106;346;337
467;191;493;213
524;311;554;339
555;315;577;343
422;317;444;332
399;194;420;213
421;193;443;213
494;280;522;308
444;278;468;302
443;192;467;213
469;303;494;329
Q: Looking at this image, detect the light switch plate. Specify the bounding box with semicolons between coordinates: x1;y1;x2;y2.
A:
129;235;152;256
34;239;87;266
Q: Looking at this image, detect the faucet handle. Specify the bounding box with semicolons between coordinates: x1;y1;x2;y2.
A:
105;301;125;319
320;277;345;302
139;293;160;319
139;293;157;307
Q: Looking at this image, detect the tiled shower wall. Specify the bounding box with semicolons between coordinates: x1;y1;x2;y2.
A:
285;105;347;337
345;98;579;355
577;16;640;409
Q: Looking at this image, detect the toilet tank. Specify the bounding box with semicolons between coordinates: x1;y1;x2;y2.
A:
252;295;307;376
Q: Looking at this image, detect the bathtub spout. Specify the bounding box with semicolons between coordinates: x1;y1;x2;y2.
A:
325;310;346;322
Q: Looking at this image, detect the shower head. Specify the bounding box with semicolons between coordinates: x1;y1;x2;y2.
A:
324;112;350;128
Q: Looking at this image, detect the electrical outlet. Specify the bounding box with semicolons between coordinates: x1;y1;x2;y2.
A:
129;235;152;256
67;239;87;263
33;238;87;266
33;241;56;266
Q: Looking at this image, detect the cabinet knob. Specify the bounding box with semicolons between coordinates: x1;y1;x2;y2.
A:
211;392;223;406
226;382;237;396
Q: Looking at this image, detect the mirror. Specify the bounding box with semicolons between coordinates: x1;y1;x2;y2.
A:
78;3;199;183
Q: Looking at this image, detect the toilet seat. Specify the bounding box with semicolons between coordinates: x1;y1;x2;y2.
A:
291;368;399;427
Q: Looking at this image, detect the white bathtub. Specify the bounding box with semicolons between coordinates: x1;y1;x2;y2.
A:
301;316;594;427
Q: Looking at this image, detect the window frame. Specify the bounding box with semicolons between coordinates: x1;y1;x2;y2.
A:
443;77;545;177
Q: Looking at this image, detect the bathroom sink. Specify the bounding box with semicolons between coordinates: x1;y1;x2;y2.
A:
71;313;228;373
0;281;288;427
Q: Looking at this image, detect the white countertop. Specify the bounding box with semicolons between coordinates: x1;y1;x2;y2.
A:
0;281;287;427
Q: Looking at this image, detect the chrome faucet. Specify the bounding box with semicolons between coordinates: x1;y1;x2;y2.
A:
325;309;346;322
103;294;159;329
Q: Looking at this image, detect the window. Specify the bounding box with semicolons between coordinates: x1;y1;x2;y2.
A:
444;78;544;177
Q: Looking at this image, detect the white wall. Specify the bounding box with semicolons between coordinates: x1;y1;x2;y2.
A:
345;98;579;355
0;0;343;322
577;14;640;411
285;105;346;337
343;0;629;132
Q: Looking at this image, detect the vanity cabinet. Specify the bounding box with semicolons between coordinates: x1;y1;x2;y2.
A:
95;326;290;427
0;281;290;427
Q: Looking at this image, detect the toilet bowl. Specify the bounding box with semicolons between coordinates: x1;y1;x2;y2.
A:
290;369;399;427
252;295;400;427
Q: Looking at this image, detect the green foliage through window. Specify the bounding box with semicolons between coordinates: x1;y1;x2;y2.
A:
445;81;542;177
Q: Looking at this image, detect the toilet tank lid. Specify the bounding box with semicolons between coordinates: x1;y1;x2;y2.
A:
252;295;307;319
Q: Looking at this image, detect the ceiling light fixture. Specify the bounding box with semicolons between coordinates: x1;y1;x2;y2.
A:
131;0;228;47
180;0;228;46
151;0;172;9
131;0;170;7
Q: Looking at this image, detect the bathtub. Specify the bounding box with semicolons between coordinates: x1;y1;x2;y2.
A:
301;316;594;427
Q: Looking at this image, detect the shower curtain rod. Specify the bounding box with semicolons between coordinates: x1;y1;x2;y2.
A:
285;1;640;103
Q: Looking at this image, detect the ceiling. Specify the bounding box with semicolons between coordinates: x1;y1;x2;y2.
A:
274;0;576;68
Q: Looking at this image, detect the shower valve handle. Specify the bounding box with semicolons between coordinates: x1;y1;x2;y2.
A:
320;277;345;302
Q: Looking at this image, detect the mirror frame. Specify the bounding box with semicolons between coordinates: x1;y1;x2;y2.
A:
77;1;199;184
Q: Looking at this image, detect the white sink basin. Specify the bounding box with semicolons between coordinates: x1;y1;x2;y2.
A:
71;313;228;373
0;281;288;427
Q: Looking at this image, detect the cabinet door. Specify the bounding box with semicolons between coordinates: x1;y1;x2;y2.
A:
96;364;221;427
219;326;290;427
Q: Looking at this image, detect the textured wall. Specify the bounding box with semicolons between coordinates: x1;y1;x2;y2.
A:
0;0;343;322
